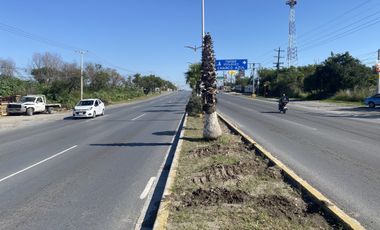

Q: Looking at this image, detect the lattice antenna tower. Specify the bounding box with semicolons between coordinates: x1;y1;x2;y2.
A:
286;0;298;67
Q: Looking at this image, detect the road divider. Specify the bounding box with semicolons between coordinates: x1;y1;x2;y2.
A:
217;112;364;230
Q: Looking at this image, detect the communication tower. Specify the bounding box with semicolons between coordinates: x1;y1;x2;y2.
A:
286;0;298;67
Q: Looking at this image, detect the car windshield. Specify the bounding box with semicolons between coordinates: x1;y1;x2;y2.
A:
78;100;94;106
20;97;35;103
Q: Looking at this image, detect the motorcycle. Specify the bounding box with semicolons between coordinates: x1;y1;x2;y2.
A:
279;101;288;113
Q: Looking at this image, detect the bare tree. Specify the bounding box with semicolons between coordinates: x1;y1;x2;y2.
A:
31;52;63;84
0;58;16;77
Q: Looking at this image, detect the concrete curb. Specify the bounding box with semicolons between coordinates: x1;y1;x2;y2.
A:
152;114;188;230
217;112;365;230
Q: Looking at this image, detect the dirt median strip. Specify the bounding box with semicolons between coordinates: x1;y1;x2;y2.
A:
153;113;360;230
217;113;365;230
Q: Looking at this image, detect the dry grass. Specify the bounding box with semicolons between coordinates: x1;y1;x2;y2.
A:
166;116;341;230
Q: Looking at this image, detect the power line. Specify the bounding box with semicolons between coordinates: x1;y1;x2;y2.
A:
0;21;142;76
257;0;378;65
297;0;375;42
299;18;380;52
0;22;80;51
298;10;380;51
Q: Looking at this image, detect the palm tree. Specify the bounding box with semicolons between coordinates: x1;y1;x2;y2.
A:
185;63;201;94
201;33;222;140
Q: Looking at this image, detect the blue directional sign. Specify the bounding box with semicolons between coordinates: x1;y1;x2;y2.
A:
216;59;248;71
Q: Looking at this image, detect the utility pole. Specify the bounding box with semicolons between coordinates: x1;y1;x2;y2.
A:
249;63;262;97
249;63;256;97
274;48;284;77
76;50;88;100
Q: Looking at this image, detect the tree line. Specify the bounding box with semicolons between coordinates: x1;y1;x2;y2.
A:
0;52;176;107
186;52;377;101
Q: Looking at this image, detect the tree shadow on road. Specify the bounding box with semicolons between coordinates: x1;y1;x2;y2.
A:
334;106;380;112
261;111;281;114
90;142;172;147
152;131;177;136
143;109;182;113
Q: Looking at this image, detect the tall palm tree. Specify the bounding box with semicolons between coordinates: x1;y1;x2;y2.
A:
201;33;221;140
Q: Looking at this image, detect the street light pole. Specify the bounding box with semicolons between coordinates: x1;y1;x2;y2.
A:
201;0;205;42
76;50;88;100
184;45;202;53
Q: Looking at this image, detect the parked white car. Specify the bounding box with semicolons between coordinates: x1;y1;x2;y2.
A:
73;99;105;118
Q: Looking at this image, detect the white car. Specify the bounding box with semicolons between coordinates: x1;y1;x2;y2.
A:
73;99;105;118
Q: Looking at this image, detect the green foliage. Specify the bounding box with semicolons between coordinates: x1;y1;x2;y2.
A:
304;52;375;98
235;76;251;87
186;93;203;116
133;73;176;94
258;66;309;98
1;52;176;108
185;63;201;93
0;76;28;96
257;52;375;100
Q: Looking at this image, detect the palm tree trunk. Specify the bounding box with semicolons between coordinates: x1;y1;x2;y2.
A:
201;33;222;140
203;112;222;139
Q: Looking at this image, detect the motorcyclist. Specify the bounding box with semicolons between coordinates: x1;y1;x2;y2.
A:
278;93;289;110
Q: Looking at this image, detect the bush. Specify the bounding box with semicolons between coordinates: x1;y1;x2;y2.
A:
331;87;376;102
186;93;202;116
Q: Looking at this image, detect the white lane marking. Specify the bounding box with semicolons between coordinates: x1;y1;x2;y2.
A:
0;145;78;183
131;113;145;121
140;177;156;199
279;118;317;131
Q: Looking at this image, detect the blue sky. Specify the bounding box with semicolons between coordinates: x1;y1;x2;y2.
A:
0;0;379;88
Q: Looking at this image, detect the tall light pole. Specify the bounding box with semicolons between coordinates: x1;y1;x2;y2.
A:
201;0;205;42
76;50;88;100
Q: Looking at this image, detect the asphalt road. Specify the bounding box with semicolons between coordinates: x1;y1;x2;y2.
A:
217;93;380;230
0;91;189;230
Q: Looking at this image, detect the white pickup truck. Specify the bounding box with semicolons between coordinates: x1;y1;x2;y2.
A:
6;95;61;116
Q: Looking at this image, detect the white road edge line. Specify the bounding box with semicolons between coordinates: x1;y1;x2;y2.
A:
140;177;156;200
132;113;145;121
0;145;78;183
134;113;185;230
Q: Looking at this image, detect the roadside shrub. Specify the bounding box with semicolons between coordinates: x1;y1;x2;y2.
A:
186;93;202;116
331;87;375;102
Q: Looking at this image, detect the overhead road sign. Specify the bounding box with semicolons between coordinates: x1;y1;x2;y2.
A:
216;59;248;71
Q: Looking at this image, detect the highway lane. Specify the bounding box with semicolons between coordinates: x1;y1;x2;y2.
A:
0;91;189;230
217;93;380;230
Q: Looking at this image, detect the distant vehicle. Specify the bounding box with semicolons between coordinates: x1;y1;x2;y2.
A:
223;86;231;92
7;95;61;116
73;99;105;118
363;94;380;108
